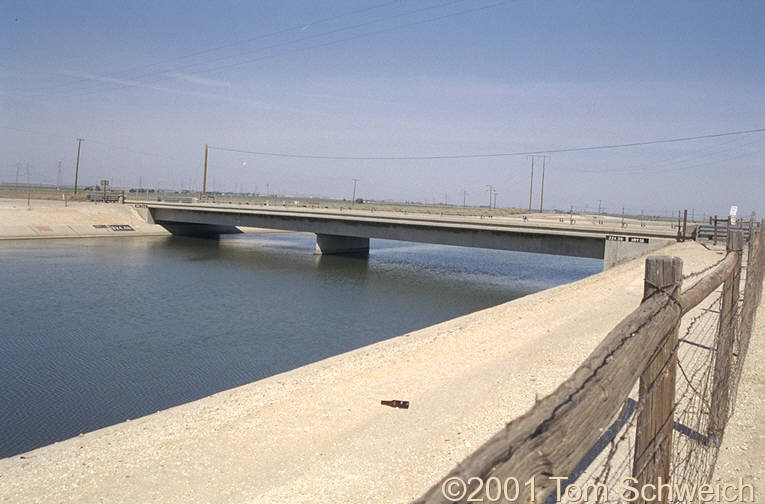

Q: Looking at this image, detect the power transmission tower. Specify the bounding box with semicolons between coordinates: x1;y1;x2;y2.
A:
486;185;495;208
351;178;359;205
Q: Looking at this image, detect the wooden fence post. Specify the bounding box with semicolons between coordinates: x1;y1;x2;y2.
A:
726;216;731;243
632;256;683;502
737;224;764;377
747;212;755;257
708;231;744;443
713;216;718;246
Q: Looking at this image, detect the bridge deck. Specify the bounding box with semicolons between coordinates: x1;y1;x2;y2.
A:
134;201;678;266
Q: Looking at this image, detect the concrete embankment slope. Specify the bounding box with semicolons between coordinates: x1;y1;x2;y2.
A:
0;199;170;239
0;242;723;504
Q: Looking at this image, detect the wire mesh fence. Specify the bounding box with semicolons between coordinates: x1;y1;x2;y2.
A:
416;223;764;504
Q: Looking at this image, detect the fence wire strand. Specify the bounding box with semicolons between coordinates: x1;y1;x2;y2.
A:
547;227;763;504
415;226;763;504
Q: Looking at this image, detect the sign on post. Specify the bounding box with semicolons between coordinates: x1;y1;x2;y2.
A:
730;205;738;226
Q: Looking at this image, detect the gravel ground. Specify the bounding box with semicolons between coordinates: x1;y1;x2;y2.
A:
711;291;765;502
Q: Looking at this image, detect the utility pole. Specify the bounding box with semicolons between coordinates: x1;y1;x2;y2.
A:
528;156;534;211
26;163;31;207
463;190;467;208
526;155;549;213
486;185;494;208
202;144;209;198
351;178;359;205
493;191;498;209
598;199;602;216
539;155;550;213
56;161;62;190
74;138;84;194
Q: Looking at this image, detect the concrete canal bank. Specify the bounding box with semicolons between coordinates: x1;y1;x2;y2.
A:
0;199;169;239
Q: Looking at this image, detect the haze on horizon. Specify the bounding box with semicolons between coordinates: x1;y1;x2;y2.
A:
1;0;763;217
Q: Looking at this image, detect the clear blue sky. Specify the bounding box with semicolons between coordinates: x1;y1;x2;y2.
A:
2;0;764;217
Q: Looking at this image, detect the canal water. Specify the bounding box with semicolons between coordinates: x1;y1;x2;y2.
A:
0;233;601;458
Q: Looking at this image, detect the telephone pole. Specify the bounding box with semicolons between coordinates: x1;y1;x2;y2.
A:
56;161;62;190
539;155;550;213
202;144;209;198
527;155;550;213
351;178;359;205
527;156;534;211
74;138;84;194
463;190;467;208
486;185;494;208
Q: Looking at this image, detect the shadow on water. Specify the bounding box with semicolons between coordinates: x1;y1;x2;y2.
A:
0;232;601;457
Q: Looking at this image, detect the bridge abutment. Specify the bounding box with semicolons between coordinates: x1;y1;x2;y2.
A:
603;237;674;269
315;234;370;256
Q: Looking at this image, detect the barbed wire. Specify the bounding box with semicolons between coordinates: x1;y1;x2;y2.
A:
535;230;761;504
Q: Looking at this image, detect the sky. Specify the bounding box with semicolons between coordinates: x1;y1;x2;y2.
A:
2;0;764;217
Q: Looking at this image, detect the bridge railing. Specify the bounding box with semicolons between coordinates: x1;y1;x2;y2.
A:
414;224;764;504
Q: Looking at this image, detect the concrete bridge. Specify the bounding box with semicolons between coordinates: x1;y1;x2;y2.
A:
133;201;677;269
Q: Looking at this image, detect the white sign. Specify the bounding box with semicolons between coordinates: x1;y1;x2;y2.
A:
730;205;738;225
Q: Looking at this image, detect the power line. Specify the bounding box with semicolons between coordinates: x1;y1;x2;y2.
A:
571;134;765;174
0;125;190;164
208;127;765;161
54;0;488;98
23;0;403;94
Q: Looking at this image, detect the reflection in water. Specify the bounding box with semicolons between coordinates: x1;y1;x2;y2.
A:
0;233;601;457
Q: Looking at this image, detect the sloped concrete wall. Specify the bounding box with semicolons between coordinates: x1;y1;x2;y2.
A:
604;236;675;269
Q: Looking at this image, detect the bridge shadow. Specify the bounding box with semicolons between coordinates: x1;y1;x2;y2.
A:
157;222;243;238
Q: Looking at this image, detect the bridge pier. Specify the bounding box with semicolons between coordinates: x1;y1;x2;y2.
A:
315;234;369;256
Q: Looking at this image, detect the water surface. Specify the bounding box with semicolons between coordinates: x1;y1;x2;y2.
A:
0;233;601;457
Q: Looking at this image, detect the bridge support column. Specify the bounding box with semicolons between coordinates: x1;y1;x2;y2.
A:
315;234;369;255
